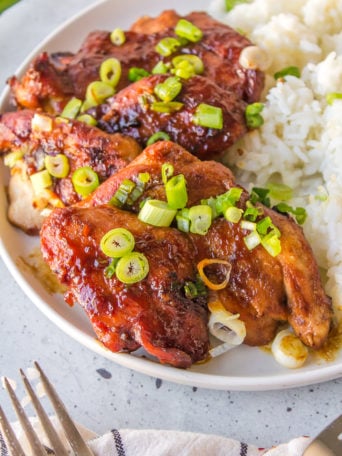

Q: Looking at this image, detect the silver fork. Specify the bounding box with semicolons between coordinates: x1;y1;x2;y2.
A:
0;362;94;455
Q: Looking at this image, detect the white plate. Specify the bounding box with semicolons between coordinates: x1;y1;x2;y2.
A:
1;0;341;391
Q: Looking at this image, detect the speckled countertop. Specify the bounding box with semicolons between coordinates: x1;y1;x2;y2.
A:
0;0;341;449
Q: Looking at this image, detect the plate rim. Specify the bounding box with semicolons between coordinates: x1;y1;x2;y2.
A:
1;0;341;391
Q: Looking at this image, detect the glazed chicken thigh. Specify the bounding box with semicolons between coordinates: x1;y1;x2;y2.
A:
0;109;141;233
41;204;209;368
7;11;264;158
40;141;332;367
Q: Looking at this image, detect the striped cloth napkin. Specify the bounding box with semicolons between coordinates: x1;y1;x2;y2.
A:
0;420;311;455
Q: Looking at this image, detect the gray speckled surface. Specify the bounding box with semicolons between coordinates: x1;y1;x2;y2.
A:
0;0;341;449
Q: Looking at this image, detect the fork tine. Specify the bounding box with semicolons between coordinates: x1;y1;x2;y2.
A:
0;405;26;456
3;377;47;456
34;362;94;456
20;369;69;456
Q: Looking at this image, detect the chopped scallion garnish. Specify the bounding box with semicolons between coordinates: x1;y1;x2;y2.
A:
172;54;204;77
267;182;293;201
245;102;264;129
165;174;188;209
44;154;70;178
110;28;126;46
150;101;184;113
30;170;52;195
61;97;82;119
100;228;135;258
71;166;99;197
193;103;223;129
85;81;115;105
326;92;342;105
225;0;249;12
188;205;212;235
110;179;136;207
154;76;182;102
115;252;149;284
128;67;150;82
152;61;170;75
138;199;177;227
161;163;174;184
100;58;122;87
274;66;301;80
274;203;307;225
174;19;203;43
147;131;170;145
155;37;181;57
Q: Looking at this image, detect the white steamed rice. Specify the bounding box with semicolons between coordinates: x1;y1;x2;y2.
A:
208;0;342;316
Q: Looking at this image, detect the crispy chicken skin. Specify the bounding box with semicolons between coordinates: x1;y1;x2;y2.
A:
40;205;209;368
0;110;141;233
40;141;332;367
94;74;247;159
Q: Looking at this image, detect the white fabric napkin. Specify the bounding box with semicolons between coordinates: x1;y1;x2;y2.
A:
0;418;312;456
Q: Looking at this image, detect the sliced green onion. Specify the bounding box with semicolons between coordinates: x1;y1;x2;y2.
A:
176;209;190;232
152;61;171;75
261;232;281;257
267;182;293;201
165;174;188;209
147;131;170;145
100;58;121;87
100;228;135;258
110;179;136;207
193;103;223;129
171;59;196;79
201;196;218;219
85;81;115;105
215;187;243;215
44;154;70;178
76;114;97;126
241;220;256;231
150;101;184;113
225;206;243;223
256;216;273;235
174;19;203;43
128;67;150;82
71;166;99;197
184;276;207;299
61;97;82;119
104;258;119;279
138;199;177;227
138;93;157;110
161;163;174;184
225;0;249;12
4;149;25;168
172;54;204;76
250;187;271;207
128;173;150;203
110;28;126;46
115;252;149;284
154;76;182;102
245;103;264;129
275;203;307;225
155;37;181;57
243;202;263;221
30;170;52;194
244;231;261;250
80;98;97;113
326;92;342;105
274;66;301;80
189;205;212;235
